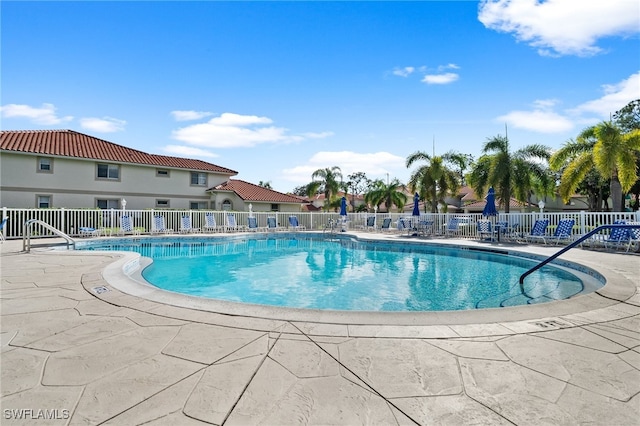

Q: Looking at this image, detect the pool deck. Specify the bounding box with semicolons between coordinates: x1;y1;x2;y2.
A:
1;233;639;425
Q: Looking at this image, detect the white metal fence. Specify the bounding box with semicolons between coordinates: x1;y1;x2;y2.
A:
2;207;639;241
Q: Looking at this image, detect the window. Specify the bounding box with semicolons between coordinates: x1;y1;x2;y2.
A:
156;169;170;177
190;201;208;210
36;195;51;208
156;199;170;208
270;204;280;212
96;199;120;209
97;163;120;180
222;200;232;211
190;172;207;186
37;157;53;173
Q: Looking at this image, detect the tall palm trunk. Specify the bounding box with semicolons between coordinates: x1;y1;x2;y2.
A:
610;171;623;212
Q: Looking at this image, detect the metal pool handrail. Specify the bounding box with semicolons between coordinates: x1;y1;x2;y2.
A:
23;219;76;252
519;224;640;285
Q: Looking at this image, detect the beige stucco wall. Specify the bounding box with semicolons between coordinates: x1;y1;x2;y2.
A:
0;152;230;209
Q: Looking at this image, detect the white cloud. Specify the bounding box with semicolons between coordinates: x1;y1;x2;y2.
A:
422;73;459;85
498;109;574;133
171;112;329;148
80;116;126;133
392;64;460;85
497;72;639;133
162;145;219;158
571;72;640;117
0;103;73;125
280;151;406;185
170;110;215;121
210;112;273;127
479;0;640;56
300;131;335;139
437;63;460;72
392;66;415;77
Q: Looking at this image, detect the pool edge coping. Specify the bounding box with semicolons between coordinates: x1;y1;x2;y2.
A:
68;232;639;337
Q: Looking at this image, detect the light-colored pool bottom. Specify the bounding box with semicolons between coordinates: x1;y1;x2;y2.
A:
88;232;637;334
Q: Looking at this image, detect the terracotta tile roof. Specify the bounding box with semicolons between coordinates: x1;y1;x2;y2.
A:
0;129;237;174
290;194;312;203
303;203;322;212
210;179;305;204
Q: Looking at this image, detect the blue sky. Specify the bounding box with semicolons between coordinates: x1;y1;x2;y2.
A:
2;1;639;193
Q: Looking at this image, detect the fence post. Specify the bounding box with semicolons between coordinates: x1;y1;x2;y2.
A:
580;210;586;236
61;207;66;234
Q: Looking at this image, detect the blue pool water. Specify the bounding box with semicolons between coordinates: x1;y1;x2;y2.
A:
77;235;601;312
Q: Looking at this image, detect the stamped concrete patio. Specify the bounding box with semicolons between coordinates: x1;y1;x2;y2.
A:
1;234;639;425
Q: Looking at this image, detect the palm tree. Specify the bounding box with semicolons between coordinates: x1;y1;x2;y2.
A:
364;178;408;213
406;152;459;213
467;135;550;213
309;166;343;211
444;151;474;186
550;121;640;211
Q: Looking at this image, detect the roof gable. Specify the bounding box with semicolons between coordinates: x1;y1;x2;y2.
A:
0;129;237;174
210;180;304;204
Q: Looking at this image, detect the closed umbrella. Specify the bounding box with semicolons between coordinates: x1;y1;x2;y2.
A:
411;193;420;235
483;187;499;241
412;193;420;217
482;187;497;217
339;196;348;232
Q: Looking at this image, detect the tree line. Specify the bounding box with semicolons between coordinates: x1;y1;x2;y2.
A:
288;100;640;213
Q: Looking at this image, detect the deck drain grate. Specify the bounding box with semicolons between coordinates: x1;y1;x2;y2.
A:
91;285;110;295
530;319;570;329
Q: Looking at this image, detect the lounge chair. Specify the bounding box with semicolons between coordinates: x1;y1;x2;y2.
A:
597;220;631;251
548;218;575;245
525;219;550;244
444;217;460;237
378;217;392;232
179;215;200;233
79;226;101;238
417;219;434;236
226;213;244;232
624;222;640;252
118;215;141;236
266;217;284;232
247;217;265;232
398;217;415;235
288;216;306;231
362;216;376;232
477;220;493;241
151;215;173;234
203;213;222;233
0;217;6;242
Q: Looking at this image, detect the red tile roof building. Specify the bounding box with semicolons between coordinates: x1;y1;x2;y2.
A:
209;180;305;204
0;129;237;174
0;129;304;211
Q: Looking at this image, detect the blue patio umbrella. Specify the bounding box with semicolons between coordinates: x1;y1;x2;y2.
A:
339;196;348;232
412;193;420;217
340;196;348;216
483;187;498;217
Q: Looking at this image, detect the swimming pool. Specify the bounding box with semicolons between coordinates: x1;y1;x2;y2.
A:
76;234;604;312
